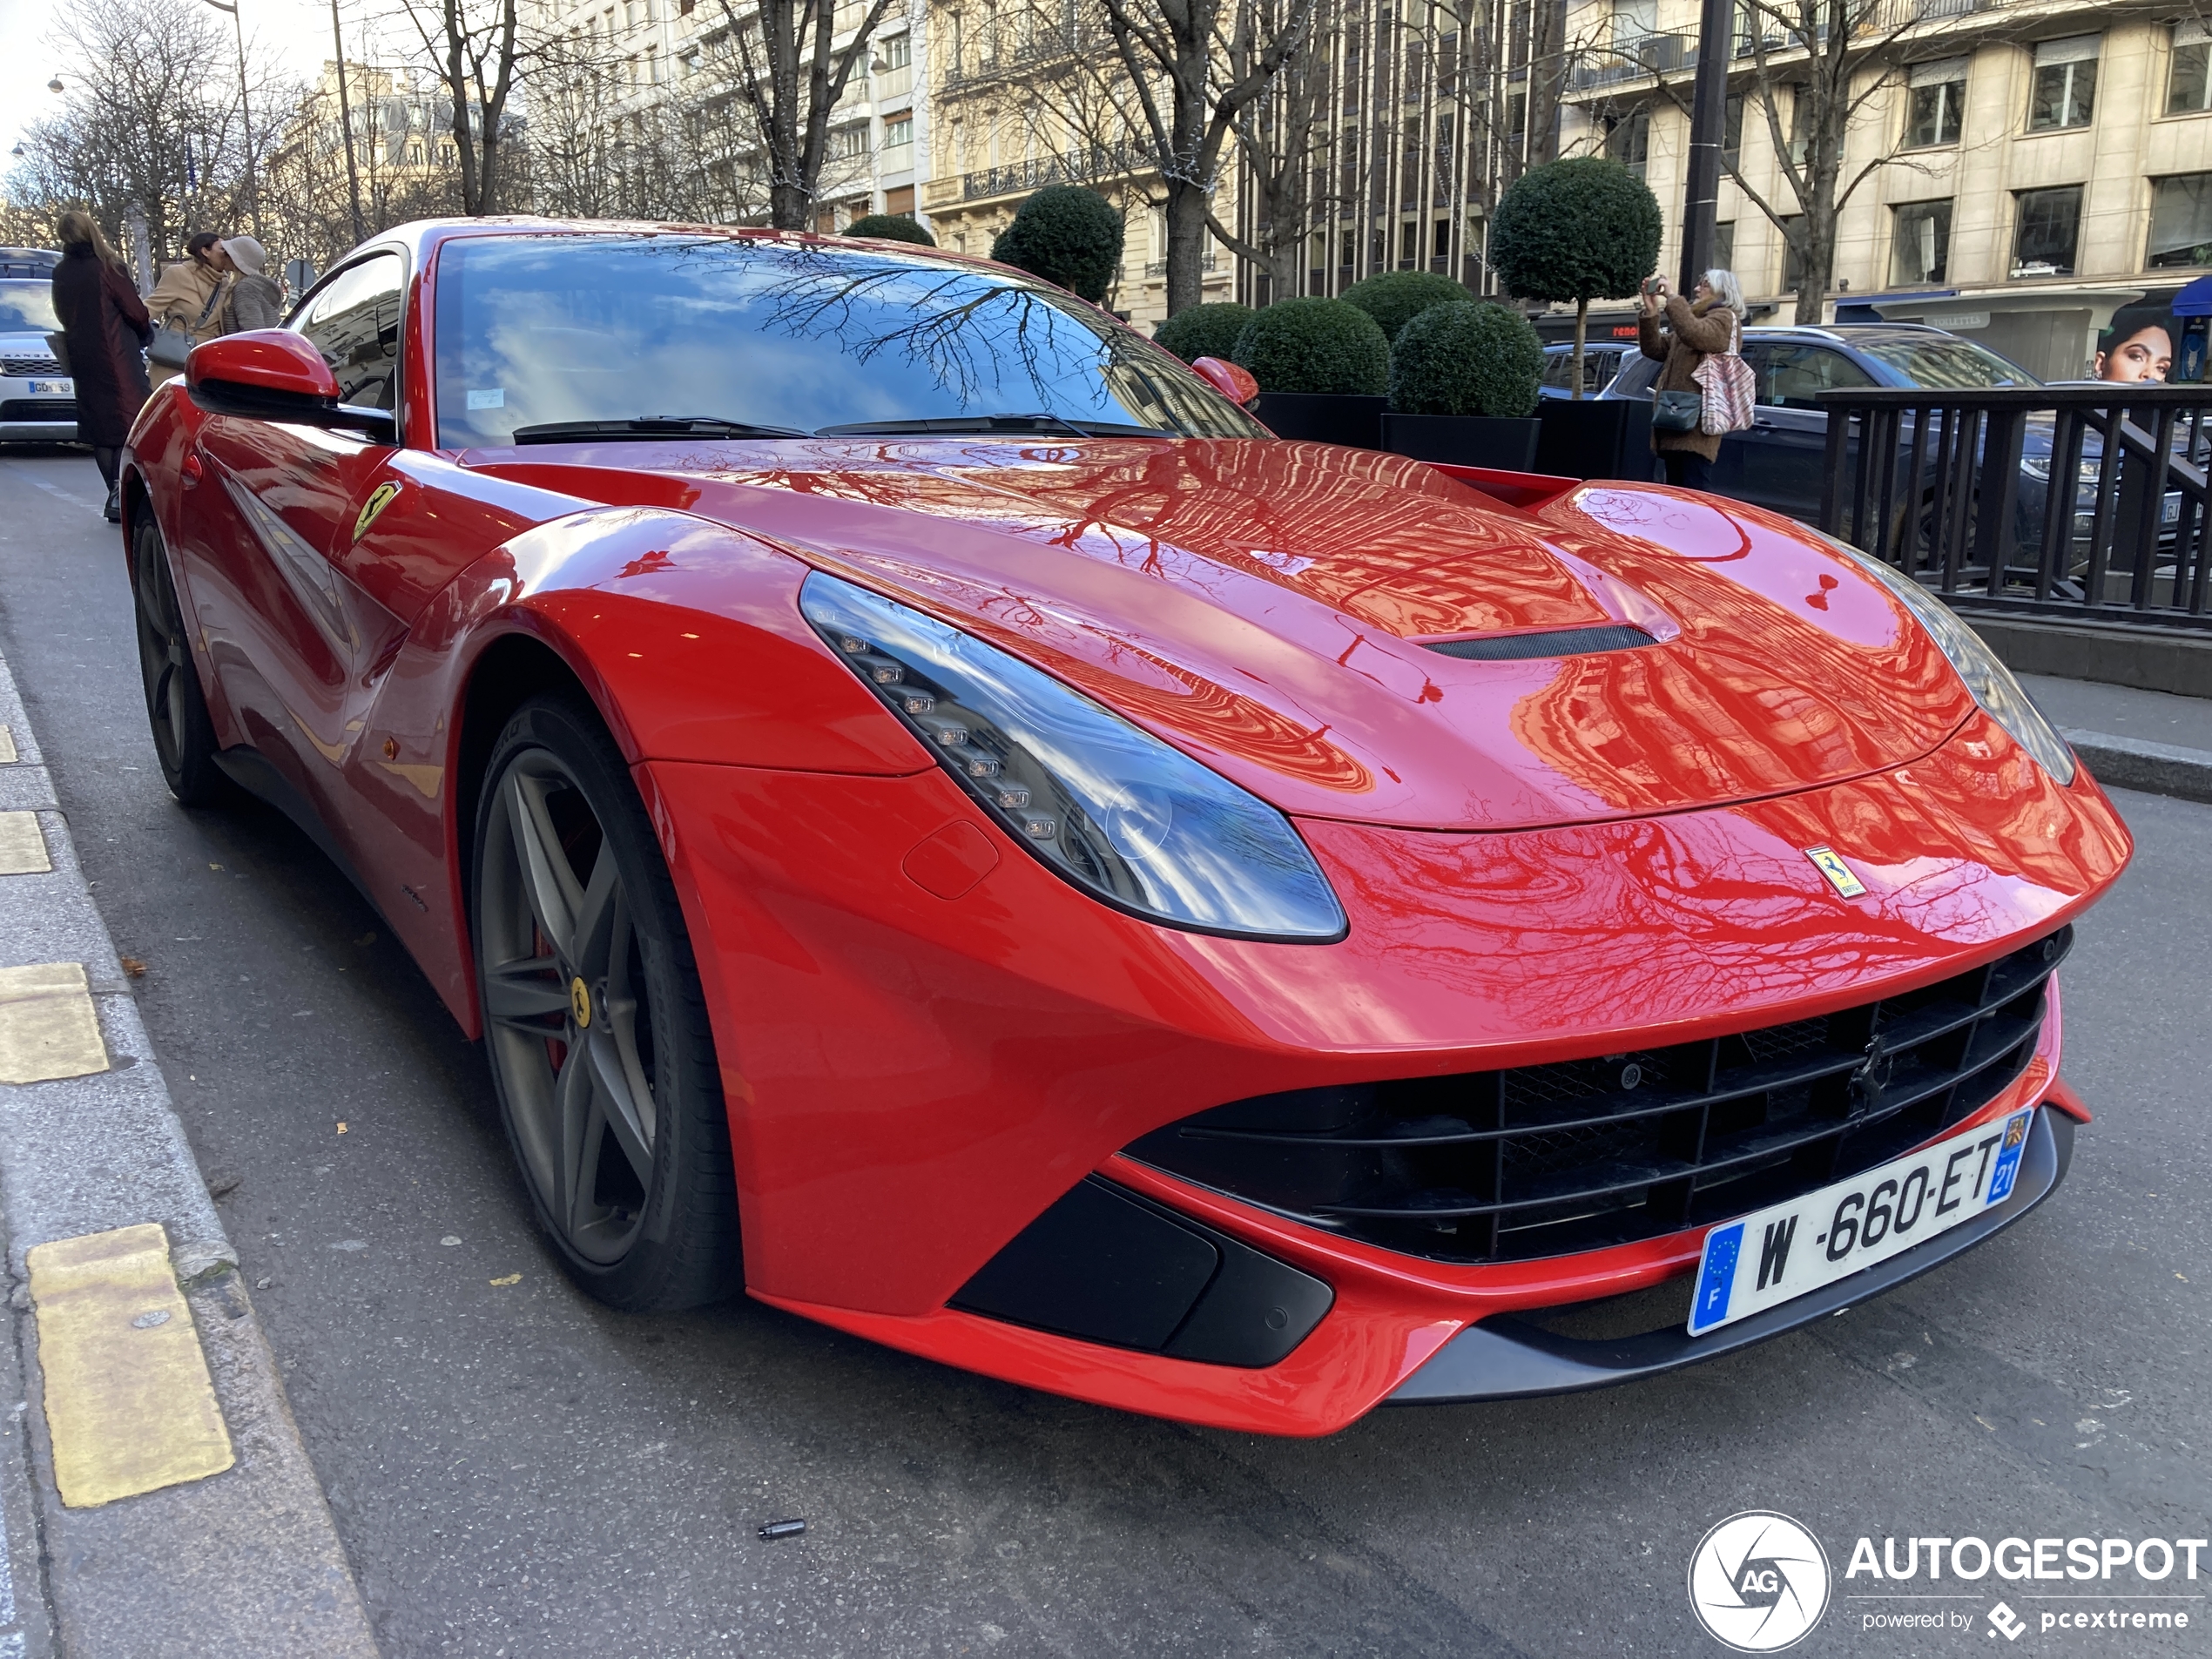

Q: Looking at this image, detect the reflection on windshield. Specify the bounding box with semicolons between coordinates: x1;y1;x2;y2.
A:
0;281;61;334
1857;338;2040;389
432;233;1264;448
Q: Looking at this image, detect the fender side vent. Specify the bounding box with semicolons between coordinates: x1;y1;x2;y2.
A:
1425;624;1656;660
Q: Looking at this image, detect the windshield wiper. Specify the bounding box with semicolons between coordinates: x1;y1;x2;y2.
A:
814;413;1136;438
508;415;809;443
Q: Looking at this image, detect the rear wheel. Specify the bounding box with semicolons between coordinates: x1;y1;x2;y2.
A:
129;513;230;806
472;695;740;1311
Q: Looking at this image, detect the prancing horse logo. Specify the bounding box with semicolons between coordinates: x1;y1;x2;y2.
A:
1850;1033;1895;1115
352;481;402;543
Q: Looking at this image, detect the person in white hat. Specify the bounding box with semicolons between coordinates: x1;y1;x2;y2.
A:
212;236;284;334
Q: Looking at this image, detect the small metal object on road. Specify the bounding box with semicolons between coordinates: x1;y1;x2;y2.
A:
440;1236;462;1247
758;1519;806;1541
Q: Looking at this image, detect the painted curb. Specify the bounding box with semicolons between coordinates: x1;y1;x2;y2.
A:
0;644;379;1657
2066;728;2212;806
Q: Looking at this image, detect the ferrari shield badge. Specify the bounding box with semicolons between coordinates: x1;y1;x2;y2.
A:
352;481;402;543
1804;845;1868;899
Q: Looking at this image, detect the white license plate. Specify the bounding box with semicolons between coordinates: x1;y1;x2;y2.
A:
2163;494;2182;526
1687;1108;2034;1336
28;381;70;395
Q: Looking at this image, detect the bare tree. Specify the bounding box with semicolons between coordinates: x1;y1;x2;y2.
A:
3;0;284;262
1096;0;1318;315
1642;0;1979;321
1208;0;1331;301
705;0;900;229
397;0;523;213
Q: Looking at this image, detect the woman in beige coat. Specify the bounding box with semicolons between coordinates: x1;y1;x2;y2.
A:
145;233;230;388
1636;268;1746;490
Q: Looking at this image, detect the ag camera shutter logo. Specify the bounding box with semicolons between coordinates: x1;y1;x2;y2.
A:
1689;1511;1832;1651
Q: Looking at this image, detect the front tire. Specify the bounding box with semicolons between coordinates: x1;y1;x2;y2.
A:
472;694;740;1311
129;512;230;806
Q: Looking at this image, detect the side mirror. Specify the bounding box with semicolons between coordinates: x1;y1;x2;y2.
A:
1190;355;1260;408
186;330;396;444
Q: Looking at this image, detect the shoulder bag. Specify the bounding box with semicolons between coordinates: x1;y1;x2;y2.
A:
148;276;231;370
1691;314;1757;435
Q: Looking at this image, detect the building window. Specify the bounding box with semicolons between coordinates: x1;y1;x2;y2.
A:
1722;93;1742;166
2013;185;2083;275
831;125;867;159
2148;172;2212;266
883;116;913;150
1604;107;1649;178
2169;21;2212;113
881;31;911;70
1779;215;1805;290
409;142;423;165
2028;36;2099;131
1905;57;1966;147
1713;220;1734;272
1892;199;1952;285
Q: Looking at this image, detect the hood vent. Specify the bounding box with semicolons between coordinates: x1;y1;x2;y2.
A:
1425;624;1656;662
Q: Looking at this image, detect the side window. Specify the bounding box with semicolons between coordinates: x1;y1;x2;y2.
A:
1760;345;1876;410
1611;354;1661;397
293;254;404;415
1541;352;1576;390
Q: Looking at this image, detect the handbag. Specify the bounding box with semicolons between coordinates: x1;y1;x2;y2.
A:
1653;389;1703;432
1692;314;1757;435
148;275;231;369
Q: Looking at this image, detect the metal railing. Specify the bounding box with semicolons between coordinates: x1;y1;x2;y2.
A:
962;141;1147;200
1816;384;2212;630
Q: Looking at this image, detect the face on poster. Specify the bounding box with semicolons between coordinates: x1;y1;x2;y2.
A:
2093;289;2206;383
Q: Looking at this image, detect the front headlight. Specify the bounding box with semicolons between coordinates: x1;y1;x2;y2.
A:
1815;534;2075;784
800;572;1347;941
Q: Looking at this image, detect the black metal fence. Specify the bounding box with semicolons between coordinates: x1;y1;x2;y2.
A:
1816;383;2212;631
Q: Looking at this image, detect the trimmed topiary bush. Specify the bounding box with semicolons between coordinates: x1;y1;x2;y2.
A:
845;213;937;246
1152;301;1255;364
1231;298;1391;395
1387;302;1545;417
989;186;1124;303
1487;156;1660;395
1340;269;1471;344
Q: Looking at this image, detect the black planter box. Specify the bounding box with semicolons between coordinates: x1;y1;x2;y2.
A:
1380;413;1541;471
1252;392;1388;451
1534;397;1658;482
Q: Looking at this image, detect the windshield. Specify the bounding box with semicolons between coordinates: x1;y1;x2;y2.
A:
432;233;1264;448
0;280;60;334
1854;336;2040;389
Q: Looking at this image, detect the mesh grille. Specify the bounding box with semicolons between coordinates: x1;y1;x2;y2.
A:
1125;927;2067;1263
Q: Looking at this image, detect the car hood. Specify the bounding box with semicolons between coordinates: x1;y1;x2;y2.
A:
475;437;1975;832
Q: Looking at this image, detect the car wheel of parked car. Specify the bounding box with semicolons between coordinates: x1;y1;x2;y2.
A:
472;694;741;1312
129;513;232;807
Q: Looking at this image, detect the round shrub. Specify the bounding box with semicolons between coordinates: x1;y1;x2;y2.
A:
1340;269;1470;344
1152;301;1255;364
989;185;1124;303
1387;302;1546;417
1488;156;1661;307
1231;299;1390;396
845;213;937;246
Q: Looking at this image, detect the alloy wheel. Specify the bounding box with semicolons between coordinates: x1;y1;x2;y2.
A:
478;750;663;1264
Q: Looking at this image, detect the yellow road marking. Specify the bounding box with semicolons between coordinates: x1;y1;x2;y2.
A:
0;725;17;764
0;962;108;1083
28;1224;233;1507
0;813;51;875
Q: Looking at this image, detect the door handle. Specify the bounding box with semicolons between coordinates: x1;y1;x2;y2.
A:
181;449;204;489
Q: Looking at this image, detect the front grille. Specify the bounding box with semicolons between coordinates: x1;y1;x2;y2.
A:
0;358;65;378
0;399;75;422
1126;927;2068;1264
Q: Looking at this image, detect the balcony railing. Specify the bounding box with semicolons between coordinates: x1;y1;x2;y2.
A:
1817;383;2212;630
1141;254;1219;276
962;141;1147;200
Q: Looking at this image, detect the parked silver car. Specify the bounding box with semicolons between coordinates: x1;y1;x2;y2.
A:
0;274;78;445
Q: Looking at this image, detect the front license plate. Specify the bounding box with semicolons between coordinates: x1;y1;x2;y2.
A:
29;381;70;395
1687;1109;2034;1336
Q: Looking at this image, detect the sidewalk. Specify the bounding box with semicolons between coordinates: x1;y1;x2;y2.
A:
2018;672;2212;805
0;644;377;1657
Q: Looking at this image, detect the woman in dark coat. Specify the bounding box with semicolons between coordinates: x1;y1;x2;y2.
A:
51;210;152;522
1636;267;1746;491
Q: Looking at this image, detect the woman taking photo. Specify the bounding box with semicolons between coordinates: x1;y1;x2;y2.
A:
1638;268;1747;490
51;210;152;523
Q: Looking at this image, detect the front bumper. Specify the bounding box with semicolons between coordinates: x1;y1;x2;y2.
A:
651;707;2128;1437
1387;1103;2073;1404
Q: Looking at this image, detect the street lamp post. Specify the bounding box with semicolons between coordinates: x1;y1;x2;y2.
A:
199;0;263;240
1679;0;1732;290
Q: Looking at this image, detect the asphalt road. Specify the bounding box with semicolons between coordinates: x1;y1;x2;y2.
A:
2;446;2208;1658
